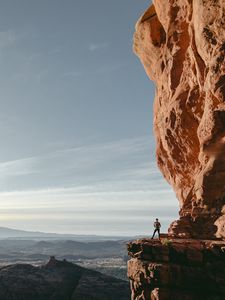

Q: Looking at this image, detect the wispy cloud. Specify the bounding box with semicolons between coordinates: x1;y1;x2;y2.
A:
0;136;178;235
89;42;109;52
0;135;158;191
0;157;38;179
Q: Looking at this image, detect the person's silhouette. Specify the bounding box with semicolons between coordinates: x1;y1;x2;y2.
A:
151;218;161;239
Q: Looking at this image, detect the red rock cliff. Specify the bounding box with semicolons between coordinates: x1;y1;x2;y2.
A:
134;0;225;239
128;2;225;299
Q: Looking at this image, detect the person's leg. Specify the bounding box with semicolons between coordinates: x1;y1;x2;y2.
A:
157;229;160;239
151;229;157;239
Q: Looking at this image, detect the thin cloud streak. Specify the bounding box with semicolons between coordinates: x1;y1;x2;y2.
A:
0;135;154;189
0;157;38;179
89;42;109;51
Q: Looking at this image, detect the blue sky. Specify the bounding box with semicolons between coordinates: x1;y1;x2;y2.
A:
0;0;178;235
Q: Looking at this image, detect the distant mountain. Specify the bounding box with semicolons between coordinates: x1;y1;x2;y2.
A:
0;227;135;241
0;257;130;300
0;226;62;238
28;239;127;258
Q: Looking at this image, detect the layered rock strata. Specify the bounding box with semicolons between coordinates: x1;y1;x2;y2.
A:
134;0;225;238
127;238;225;300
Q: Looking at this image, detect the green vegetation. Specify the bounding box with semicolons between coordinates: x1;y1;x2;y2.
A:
161;238;173;246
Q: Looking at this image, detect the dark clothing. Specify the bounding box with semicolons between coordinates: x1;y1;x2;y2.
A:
151;228;160;239
154;221;161;229
151;220;161;239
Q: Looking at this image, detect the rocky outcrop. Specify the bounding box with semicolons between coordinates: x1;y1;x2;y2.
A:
0;257;130;300
127;238;225;300
134;0;225;239
128;1;225;299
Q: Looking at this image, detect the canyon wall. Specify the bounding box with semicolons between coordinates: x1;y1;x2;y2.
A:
133;0;225;239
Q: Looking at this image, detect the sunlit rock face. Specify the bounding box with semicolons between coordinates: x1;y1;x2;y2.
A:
134;0;225;239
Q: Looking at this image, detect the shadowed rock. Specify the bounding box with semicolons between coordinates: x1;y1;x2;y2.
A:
0;257;130;300
127;238;225;300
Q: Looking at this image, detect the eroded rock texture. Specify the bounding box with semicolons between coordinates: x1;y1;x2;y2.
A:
127;239;225;300
134;0;225;238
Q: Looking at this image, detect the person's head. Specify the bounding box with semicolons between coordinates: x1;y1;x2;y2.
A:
156;218;158;221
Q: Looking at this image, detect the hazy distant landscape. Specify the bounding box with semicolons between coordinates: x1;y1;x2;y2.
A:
0;227;133;281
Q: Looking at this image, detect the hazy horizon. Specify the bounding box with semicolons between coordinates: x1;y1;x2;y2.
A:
0;0;179;236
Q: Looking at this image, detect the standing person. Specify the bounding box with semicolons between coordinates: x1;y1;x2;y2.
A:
151;218;161;239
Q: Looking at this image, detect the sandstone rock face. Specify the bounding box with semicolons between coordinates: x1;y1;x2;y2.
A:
127;239;225;300
134;0;225;238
